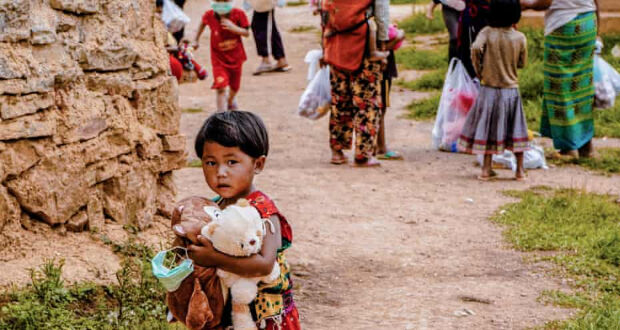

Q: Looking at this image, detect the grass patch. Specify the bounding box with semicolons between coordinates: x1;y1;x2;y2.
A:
290;25;316;33
0;238;173;329
397;68;447;91
187;159;202;168
396;46;447;70
399;12;445;36
493;187;620;329
405;93;440;120
286;0;307;6
548;148;620;175
183;107;203;113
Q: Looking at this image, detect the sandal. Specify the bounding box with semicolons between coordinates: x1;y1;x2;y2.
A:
330;154;348;165
377;150;403;160
477;170;497;181
273;65;292;72
353;157;381;168
253;63;274;76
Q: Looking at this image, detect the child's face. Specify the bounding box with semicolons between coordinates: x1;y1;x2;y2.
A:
201;142;265;199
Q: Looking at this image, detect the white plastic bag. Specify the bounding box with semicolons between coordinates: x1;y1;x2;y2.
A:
432;58;479;152
246;0;276;12
304;49;324;81
476;144;548;171
161;0;190;33
594;55;620;109
298;66;331;120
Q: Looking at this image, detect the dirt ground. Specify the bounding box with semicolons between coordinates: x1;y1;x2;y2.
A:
3;2;620;329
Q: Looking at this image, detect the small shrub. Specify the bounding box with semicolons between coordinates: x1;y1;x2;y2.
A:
405;93;440;120
395;47;447;70
399;12;445;36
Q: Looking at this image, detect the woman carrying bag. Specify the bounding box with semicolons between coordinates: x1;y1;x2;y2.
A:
245;0;291;75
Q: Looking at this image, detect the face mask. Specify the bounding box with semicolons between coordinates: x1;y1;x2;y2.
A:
212;1;233;15
151;247;194;292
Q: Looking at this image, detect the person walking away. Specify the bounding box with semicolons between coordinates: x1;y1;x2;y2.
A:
458;0;530;181
427;0;465;61
193;0;250;111
247;0;292;75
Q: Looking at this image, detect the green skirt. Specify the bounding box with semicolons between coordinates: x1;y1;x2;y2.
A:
540;11;597;151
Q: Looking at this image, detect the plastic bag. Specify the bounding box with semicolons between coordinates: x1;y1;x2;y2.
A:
432;58;479;151
476;144;548;171
246;0;276;12
304;49;324;81
594;55;620;109
298;66;331;120
161;0;190;33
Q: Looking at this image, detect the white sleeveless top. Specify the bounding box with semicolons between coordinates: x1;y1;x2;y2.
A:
545;0;596;35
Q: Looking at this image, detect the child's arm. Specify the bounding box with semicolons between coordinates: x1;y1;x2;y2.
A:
188;215;281;278
193;21;207;49
518;36;528;69
374;0;390;46
221;18;250;37
426;1;440;20
470;28;487;78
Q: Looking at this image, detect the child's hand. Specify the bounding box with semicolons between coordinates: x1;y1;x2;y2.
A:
188;235;220;268
220;18;237;31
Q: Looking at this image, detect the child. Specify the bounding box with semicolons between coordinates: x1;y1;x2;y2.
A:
180;111;301;329
193;0;250;111
457;0;529;181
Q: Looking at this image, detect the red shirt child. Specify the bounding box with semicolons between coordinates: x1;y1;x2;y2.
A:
194;5;249;111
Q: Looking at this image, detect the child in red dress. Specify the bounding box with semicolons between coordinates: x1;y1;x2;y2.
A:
193;0;249;111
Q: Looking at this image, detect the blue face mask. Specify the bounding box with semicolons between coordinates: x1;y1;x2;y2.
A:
151;247;194;292
212;1;233;15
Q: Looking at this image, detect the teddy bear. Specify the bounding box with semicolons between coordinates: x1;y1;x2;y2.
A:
201;199;280;330
166;196;226;330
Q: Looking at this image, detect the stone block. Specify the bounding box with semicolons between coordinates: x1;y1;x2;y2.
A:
0;110;56;141
87;187;104;230
81;130;132;165
102;168;157;229
86;72;135;97
49;0;100;14
135;126;163;159
156;172;176;219
133;76;180;135
30;3;58;45
5;151;88;225
0;185;20;232
77;41;138;72
0;0;30;42
0;44;32;79
32;43;83;84
55;87;107;144
161;134;186;152
0;77;54;95
0;139;47;183
66;209;88;232
0;93;54;120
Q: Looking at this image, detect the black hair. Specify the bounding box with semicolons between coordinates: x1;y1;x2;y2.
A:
155;0;163;8
489;0;521;28
194;111;269;159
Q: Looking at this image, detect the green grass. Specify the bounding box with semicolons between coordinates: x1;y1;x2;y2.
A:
397;68;447;91
395;46;448;70
182;108;203;113
286;0;307;6
404;93;440;120
0;238;173;329
187;159;202;168
548;148;620;175
399;12;445;36
493;187;620;329
290;25;316;33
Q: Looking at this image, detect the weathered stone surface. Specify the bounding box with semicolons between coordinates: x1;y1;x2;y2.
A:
151;151;186;173
133;76;180;135
0;44;32;79
136;126;163;159
32;43;83;84
161;134;186;152
81;130;133;165
156;172;176;219
5;150;88;225
103;167;157;229
30;3;58;45
76;41;138;72
0;185;20;232
0;0;30;42
0;93;55;120
49;0;100;14
0;77;54;95
0;110;57;141
87;187;104;230
0;139;48;183
55;87;108;144
66;210;88;232
86;72;135;97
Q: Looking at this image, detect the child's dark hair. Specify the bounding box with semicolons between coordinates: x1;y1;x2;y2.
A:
195;111;269;159
489;0;521;28
155;0;163;8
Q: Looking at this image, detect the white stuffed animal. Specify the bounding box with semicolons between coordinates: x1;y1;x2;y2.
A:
201;199;280;330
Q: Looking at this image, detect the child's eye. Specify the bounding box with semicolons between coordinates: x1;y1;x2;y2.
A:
205;161;216;166
227;160;238;166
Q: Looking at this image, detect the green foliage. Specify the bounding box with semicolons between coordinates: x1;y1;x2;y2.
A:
493;188;620;328
187;159;202;168
404;93;440;120
395;47;447;70
182;108;202;113
0;240;170;329
290;25;316;33
399;12;445;36
286;0;307;6
549;148;620;175
391;0;429;4
397;68;447;91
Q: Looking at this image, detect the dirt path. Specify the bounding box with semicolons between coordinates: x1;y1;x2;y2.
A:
3;1;620;329
175;1;620;329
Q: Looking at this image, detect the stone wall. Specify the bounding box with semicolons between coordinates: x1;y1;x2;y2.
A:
0;0;185;245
